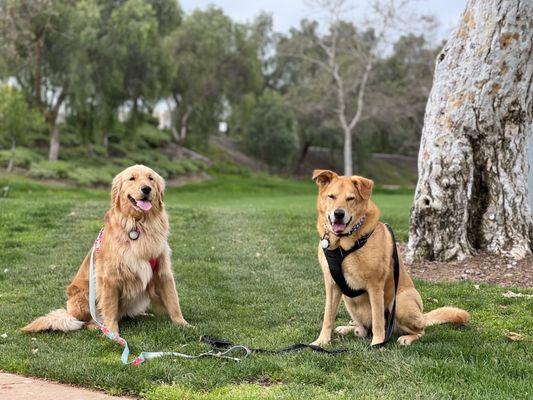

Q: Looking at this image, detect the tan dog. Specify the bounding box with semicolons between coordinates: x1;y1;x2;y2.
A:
23;165;188;334
311;170;469;347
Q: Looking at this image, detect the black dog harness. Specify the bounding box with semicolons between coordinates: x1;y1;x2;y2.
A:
322;223;400;346
323;232;373;297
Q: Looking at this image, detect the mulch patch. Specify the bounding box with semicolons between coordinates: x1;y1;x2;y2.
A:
401;246;533;288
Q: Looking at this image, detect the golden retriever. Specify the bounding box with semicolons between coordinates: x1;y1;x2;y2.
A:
311;170;469;347
23;165;188;334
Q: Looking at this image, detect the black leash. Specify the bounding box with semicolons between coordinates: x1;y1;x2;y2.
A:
373;223;400;347
200;335;347;355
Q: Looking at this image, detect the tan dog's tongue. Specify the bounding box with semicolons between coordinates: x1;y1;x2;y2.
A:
332;223;346;234
136;200;152;211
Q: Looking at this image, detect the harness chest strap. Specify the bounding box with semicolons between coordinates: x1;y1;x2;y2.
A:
322;231;374;298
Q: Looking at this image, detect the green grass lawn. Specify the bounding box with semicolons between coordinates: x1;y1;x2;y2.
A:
0;173;531;399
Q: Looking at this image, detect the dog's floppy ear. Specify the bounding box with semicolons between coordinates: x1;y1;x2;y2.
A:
111;171;123;207
312;169;338;189
351;176;374;200
153;171;166;206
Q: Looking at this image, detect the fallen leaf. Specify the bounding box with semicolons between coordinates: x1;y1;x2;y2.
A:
31;348;39;354
426;297;439;303
473;284;480;290
1;333;7;338
502;291;533;299
505;331;524;341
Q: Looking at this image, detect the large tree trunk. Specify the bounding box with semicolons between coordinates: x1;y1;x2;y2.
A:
407;0;533;262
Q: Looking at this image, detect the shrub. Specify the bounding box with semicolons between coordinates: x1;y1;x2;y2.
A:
180;160;199;173
152;160;185;178
0;147;44;170
28;161;71;180
243;90;298;170
68;167;115;186
136;123;171;148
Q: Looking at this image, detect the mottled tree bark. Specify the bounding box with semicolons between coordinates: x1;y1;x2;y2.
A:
407;0;533;262
47;90;66;161
48;122;61;161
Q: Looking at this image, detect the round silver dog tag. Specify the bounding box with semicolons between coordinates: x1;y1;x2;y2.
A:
129;230;139;240
320;238;329;249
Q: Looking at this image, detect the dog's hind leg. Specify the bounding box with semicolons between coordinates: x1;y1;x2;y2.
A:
395;288;425;346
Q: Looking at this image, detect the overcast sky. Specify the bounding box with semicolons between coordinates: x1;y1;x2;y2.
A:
180;0;466;42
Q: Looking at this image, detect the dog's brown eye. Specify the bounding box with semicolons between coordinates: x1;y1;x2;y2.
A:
328;194;336;200
149;176;154;181
346;197;355;201
129;176;135;181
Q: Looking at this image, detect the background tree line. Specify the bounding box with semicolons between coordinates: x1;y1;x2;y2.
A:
0;0;441;179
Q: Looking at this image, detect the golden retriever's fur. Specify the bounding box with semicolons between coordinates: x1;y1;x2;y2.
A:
311;170;469;346
23;165;188;334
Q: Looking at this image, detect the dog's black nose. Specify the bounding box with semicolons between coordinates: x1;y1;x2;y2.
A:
334;209;345;220
141;185;152;195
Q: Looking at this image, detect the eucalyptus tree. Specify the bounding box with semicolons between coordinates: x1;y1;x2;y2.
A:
275;20;337;172
0;0;96;160
164;7;262;146
87;0;181;151
407;0;533;262
282;0;418;175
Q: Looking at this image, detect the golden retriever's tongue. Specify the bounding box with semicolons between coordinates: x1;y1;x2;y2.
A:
332;223;346;234
136;200;152;211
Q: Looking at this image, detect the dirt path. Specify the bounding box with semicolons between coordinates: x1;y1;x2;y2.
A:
0;372;134;400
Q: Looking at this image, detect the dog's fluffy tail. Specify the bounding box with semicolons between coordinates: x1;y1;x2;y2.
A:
424;306;470;327
22;309;84;333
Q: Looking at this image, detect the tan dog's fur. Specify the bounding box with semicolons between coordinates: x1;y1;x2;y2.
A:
23;165;188;334
311;170;469;346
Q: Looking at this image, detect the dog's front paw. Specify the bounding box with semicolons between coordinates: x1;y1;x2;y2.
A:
310;337;330;347
335;325;354;336
370;336;385;347
172;317;190;327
